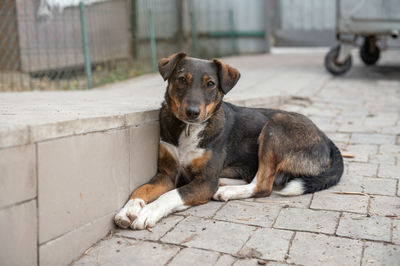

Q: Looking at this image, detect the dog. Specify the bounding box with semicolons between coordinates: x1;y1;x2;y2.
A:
114;52;344;230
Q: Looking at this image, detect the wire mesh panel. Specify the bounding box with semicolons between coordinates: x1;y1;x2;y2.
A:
0;0;268;91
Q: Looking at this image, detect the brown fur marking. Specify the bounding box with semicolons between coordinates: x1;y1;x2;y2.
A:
186;150;212;175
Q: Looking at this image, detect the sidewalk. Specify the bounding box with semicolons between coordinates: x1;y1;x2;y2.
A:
72;50;398;265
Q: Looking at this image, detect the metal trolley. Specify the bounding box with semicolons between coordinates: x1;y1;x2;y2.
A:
324;0;400;75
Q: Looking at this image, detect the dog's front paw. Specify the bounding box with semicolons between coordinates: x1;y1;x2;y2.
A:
114;198;145;229
213;186;234;202
130;203;164;230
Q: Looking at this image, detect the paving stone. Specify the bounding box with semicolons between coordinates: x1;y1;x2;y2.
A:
369;195;400;216
115;215;184;241
379;145;400;157
161;216;255;255
287;232;363;266
233;258;271;266
254;193;312;208
274;208;339;234
326;132;351;143
179;200;225;218
342;144;378;163
361;242;400;266
73;237;179;266
311;191;369;214
378;164;400;179
168;248;219;266
214;254;237;266
347;162;378;177
214;200;281;227
327;174;364;193
336;213;391;241
240;228;293;261
392;219;400;245
362;177;397;196
350;133;396;145
369;154;397;165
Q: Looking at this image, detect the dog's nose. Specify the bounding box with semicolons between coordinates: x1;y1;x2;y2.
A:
185;106;200;119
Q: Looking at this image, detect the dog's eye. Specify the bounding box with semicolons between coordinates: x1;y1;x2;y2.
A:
207;81;215;88
178;77;186;84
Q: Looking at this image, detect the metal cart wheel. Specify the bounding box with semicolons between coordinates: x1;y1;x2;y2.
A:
360;36;380;65
324;45;352;75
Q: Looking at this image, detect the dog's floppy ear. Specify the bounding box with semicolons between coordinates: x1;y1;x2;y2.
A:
158;52;186;81
213;59;241;94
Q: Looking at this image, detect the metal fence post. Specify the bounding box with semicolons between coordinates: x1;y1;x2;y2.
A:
189;0;199;58
229;9;238;55
148;9;157;72
79;1;92;89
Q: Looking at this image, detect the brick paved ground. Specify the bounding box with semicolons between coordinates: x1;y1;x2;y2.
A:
73;51;400;266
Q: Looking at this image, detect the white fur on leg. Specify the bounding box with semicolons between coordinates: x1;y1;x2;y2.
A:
114;198;145;229
218;178;248;186
213;176;257;201
275;178;305;196
131;189;189;230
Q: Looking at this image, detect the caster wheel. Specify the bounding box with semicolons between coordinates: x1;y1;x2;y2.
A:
360;37;380;65
324;45;352;75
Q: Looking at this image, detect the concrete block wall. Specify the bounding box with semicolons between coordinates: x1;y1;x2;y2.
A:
0;111;160;266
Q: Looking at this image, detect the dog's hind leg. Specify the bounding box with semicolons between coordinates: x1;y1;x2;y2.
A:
213;125;278;201
213;176;258;201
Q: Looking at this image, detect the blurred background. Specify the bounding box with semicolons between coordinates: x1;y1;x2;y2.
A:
1;0;399;91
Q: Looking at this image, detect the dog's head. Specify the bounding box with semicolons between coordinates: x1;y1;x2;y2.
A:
159;52;240;123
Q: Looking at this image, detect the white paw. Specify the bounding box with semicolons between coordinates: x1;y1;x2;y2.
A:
114;198;145;229
130;203;165;230
213;186;234;201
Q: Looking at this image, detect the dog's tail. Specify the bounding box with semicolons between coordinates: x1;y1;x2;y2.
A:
276;140;344;196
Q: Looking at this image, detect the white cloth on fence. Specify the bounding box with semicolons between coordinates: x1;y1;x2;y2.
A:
37;0;109;18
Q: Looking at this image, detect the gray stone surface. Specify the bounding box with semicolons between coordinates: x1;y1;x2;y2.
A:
362;242;400;266
343;144;378;163
240;228;293;261
378;164;400;179
347;162;378;177
115;215;184;241
0;200;37;266
254;193;312;208
392;219;400;245
179;200;225;218
38;129;130;243
369;195;400;216
214;254;237;266
73;237;180;266
362;177;397;196
214;200;281;227
274;208;339;234
336;213;392;242
287;232;363;266
350;133;396;145
310;191;369;214
168;248;219;266
161;216;255;254
0;144;36;208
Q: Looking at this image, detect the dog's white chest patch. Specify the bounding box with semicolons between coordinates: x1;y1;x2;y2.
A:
161;123;206;167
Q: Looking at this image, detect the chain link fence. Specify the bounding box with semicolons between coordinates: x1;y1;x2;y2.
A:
0;0;268;92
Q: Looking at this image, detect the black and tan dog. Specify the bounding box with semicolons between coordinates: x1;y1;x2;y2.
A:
115;53;343;230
